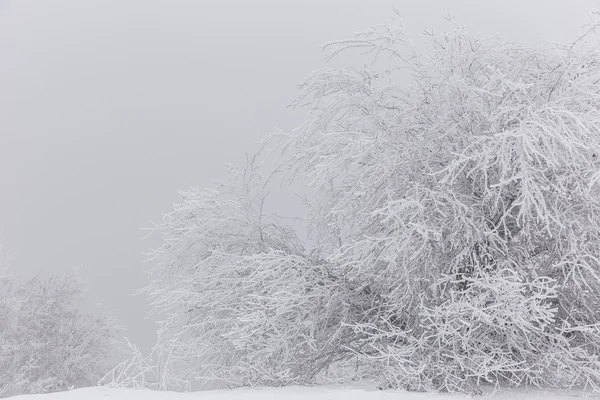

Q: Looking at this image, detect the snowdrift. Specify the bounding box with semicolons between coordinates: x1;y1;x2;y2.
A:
9;385;600;400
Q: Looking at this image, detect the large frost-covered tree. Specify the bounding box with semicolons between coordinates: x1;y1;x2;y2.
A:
133;14;600;393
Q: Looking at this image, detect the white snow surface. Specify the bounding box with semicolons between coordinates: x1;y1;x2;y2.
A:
8;385;600;400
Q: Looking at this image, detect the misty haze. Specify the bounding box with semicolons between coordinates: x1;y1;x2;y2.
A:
2;1;600;399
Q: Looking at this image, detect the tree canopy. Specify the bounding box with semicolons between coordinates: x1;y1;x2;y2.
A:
121;14;600;393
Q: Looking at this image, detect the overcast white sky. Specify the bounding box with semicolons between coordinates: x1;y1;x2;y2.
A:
1;0;599;352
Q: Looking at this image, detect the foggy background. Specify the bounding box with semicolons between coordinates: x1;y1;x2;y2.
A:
1;0;598;354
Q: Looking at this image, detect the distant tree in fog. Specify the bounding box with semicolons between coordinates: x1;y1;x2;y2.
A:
0;252;121;397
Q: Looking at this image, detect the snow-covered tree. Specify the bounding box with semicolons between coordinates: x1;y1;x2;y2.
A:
127;161;351;390
0;266;122;397
136;13;600;393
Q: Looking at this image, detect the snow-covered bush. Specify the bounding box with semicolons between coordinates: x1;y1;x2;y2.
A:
0;267;122;397
137;13;600;393
129;162;357;390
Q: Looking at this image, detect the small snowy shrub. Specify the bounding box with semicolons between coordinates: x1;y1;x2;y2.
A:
139;13;600;393
0;268;121;397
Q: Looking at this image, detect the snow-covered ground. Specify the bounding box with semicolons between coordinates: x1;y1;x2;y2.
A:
9;385;600;400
